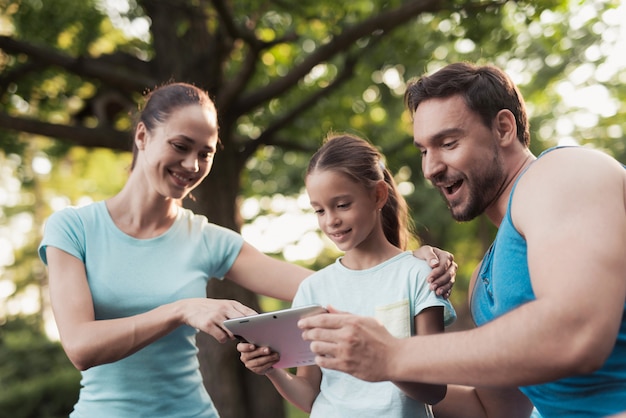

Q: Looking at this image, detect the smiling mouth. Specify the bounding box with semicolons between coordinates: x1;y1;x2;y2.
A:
170;170;195;186
441;180;462;196
329;229;351;239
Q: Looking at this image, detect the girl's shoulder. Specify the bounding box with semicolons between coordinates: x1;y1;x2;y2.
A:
391;251;431;270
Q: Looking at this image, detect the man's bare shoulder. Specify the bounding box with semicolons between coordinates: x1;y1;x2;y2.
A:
517;146;624;194
511;146;625;231
535;145;620;169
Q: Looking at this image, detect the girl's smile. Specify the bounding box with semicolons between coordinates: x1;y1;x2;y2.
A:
306;169;380;254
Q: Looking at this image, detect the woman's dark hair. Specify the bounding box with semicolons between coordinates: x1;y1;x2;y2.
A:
306;133;415;250
130;82;217;169
404;62;530;146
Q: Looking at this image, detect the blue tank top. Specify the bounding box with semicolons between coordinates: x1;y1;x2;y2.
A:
471;147;626;417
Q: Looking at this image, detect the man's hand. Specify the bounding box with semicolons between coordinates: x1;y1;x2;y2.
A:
298;306;398;382
413;245;457;297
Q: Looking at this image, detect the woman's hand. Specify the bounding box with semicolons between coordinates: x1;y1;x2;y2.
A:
413;245;457;298
178;298;258;343
237;342;280;375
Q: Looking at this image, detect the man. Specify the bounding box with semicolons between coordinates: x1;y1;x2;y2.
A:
298;62;626;417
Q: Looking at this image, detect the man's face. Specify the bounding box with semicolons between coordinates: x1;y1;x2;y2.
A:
412;95;506;222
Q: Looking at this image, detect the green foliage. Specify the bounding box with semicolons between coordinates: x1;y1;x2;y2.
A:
244;146;312;197
9;0;104;52
0;316;79;418
0;368;79;418
39;145;132;204
0;0;624;415
0;135;26;155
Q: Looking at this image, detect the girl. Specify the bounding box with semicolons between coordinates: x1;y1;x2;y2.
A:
38;84;456;417
238;133;456;417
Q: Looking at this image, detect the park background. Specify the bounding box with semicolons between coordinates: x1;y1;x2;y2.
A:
0;0;624;417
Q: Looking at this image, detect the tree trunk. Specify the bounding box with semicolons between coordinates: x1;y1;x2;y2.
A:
187;148;286;418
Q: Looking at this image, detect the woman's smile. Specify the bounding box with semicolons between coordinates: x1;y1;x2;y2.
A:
169;169;197;188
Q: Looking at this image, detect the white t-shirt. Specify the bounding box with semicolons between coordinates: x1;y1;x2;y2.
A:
293;251;456;418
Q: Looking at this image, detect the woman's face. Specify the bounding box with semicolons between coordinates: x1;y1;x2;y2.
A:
135;104;218;200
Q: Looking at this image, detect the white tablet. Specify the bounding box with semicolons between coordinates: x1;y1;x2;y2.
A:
223;304;327;369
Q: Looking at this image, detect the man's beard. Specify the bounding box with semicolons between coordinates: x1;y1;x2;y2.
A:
446;153;505;222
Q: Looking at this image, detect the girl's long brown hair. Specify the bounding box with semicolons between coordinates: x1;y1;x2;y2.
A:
307;133;415;250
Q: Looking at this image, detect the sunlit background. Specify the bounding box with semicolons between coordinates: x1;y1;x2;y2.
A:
0;0;625;342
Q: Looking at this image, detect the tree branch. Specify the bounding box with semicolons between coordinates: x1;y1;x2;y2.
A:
212;0;298;114
211;0;257;44
0;36;155;91
236;0;446;114
240;52;360;160
261;136;320;155
0;61;47;94
216;46;260;116
0;113;130;151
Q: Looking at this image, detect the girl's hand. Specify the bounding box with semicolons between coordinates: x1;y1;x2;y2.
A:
237;342;280;375
413;245;457;298
178;298;258;343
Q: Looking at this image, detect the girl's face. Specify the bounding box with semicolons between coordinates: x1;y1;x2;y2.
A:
306;169;383;253
135;104;218;200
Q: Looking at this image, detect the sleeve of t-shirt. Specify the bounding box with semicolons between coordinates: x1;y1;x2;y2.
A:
38;208;86;265
200;222;245;280
291;274;317;308
411;266;457;327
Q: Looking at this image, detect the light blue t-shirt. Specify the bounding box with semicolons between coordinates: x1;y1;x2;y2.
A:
293;251;456;418
38;201;244;418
